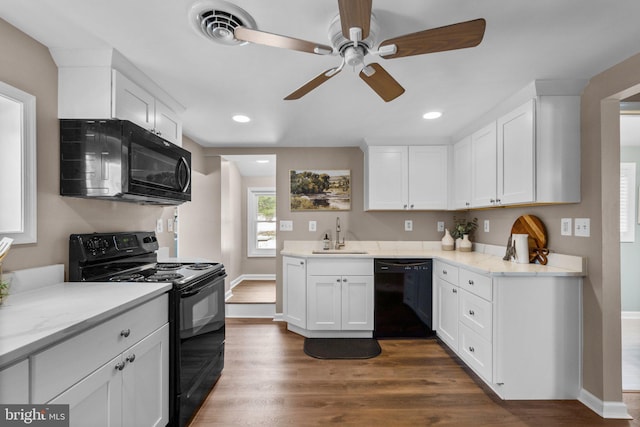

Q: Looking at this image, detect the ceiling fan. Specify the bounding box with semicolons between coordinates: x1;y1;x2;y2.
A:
233;0;486;102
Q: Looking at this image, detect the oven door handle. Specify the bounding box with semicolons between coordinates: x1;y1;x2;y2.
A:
376;260;430;269
180;278;222;299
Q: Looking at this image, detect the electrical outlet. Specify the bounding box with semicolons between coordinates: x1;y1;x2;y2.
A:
484;220;490;233
167;218;174;232
561;218;572;236
309;221;317;232
156;219;163;233
437;221;445;232
574;218;590;237
404;220;413;232
279;220;293;231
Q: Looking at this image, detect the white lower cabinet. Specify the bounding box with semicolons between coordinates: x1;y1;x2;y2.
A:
283;257;374;337
0;360;29;403
32;294;169;427
434;261;581;400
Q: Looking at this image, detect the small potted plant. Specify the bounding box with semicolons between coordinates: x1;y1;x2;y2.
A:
451;217;478;251
0;279;8;305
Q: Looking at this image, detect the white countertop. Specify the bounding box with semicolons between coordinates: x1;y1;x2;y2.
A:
281;240;585;277
0;282;171;369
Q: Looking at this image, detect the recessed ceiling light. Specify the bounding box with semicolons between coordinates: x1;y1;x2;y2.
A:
232;114;251;123
423;111;442;120
256;159;269;164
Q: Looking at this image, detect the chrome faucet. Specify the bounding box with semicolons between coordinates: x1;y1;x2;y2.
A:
335;217;345;250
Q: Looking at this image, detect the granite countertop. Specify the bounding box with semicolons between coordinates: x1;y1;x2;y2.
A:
0;282;171;369
281;240;585;277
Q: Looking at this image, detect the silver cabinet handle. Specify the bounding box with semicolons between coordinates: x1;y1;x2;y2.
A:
336;278;341;283
452;288;457;294
120;329;131;338
490;198;495;204
469;310;475;316
496;198;501;204
443;270;447;275
115;361;126;371
410;204;414;209
468;280;474;285
404;204;408;209
126;354;136;363
300;261;304;266
469;346;475;353
342;278;347;282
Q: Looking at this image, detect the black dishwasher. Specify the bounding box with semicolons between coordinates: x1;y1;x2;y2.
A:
374;259;434;338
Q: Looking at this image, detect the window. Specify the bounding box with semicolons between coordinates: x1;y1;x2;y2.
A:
620;162;636;242
247;188;276;257
0;81;36;244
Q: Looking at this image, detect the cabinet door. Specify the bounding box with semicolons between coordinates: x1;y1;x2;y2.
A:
0;360;29;403
112;70;155;131
49;355;123;427
366;146;408;210
307;275;342;330
408;146;448;209
283;257;307;329
470;122;497;207
122;325;169;427
341;276;374;330
436;279;459;350
452;136;472;209
497;99;535;205
154;99;182;146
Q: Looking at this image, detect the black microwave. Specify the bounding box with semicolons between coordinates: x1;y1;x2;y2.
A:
60;119;191;205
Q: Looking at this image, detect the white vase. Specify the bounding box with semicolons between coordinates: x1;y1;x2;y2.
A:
459;234;472;252
455;237;463;251
441;229;454;251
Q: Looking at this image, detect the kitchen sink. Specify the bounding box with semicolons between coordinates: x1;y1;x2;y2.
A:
311;250;368;254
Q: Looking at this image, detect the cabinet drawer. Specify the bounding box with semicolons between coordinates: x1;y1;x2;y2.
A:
458;323;492;382
307;258;373;276
32;294;168;403
459;269;492;301
435;262;458;284
459;289;492;341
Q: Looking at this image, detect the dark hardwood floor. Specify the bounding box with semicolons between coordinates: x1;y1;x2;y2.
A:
190;319;639;426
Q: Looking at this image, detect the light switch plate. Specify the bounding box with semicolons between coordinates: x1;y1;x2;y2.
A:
167;218;174;232
404;220;413;232
561;218;572;236
484;220;490;233
279;220;293;231
156;219;163;233
309;221;317;232
575;218;590;237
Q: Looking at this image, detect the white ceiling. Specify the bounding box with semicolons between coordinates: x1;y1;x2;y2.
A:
2;1;640;149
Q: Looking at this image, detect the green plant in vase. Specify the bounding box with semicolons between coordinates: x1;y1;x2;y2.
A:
0;279;8;305
451;217;479;251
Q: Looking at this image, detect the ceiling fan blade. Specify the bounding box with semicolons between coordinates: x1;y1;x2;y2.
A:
379;18;486;59
284;68;342;100
359;63;405;102
338;0;372;40
234;27;333;55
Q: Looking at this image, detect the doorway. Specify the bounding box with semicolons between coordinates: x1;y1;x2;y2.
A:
620;106;640;392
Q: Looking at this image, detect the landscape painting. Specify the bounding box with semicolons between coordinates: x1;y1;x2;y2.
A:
290;169;351;211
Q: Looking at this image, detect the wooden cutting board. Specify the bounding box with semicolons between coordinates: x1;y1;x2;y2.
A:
510;215;547;262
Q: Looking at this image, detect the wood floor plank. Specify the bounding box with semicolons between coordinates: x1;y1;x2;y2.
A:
226;280;276;304
188;319;639;426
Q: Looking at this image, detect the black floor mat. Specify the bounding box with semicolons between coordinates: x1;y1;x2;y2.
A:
303;338;381;359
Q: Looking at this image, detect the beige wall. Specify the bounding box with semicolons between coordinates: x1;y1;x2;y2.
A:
0;18;173;276
241;175;277;276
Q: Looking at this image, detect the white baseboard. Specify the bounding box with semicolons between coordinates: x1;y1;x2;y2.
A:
578;388;632;419
229;274;276;289
622;311;640;320
273;313;284;322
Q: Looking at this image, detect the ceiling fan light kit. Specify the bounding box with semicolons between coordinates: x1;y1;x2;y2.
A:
196;0;486;102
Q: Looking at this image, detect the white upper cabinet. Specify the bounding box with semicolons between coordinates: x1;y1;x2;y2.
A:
55;50;183;146
365;145;448;210
497;99;535;205
452;136;472;209
470;122;498;208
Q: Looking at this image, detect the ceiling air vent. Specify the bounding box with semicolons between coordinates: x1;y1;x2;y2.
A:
189;0;257;46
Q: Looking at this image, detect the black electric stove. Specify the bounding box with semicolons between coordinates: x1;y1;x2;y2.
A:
68;231;226;427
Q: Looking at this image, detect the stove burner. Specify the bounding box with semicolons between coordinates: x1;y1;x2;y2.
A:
109;273;146;282
156;263;183;271
186;263;214;270
145;272;184;282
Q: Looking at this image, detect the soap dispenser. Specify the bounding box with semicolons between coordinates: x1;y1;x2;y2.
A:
323;233;330;250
